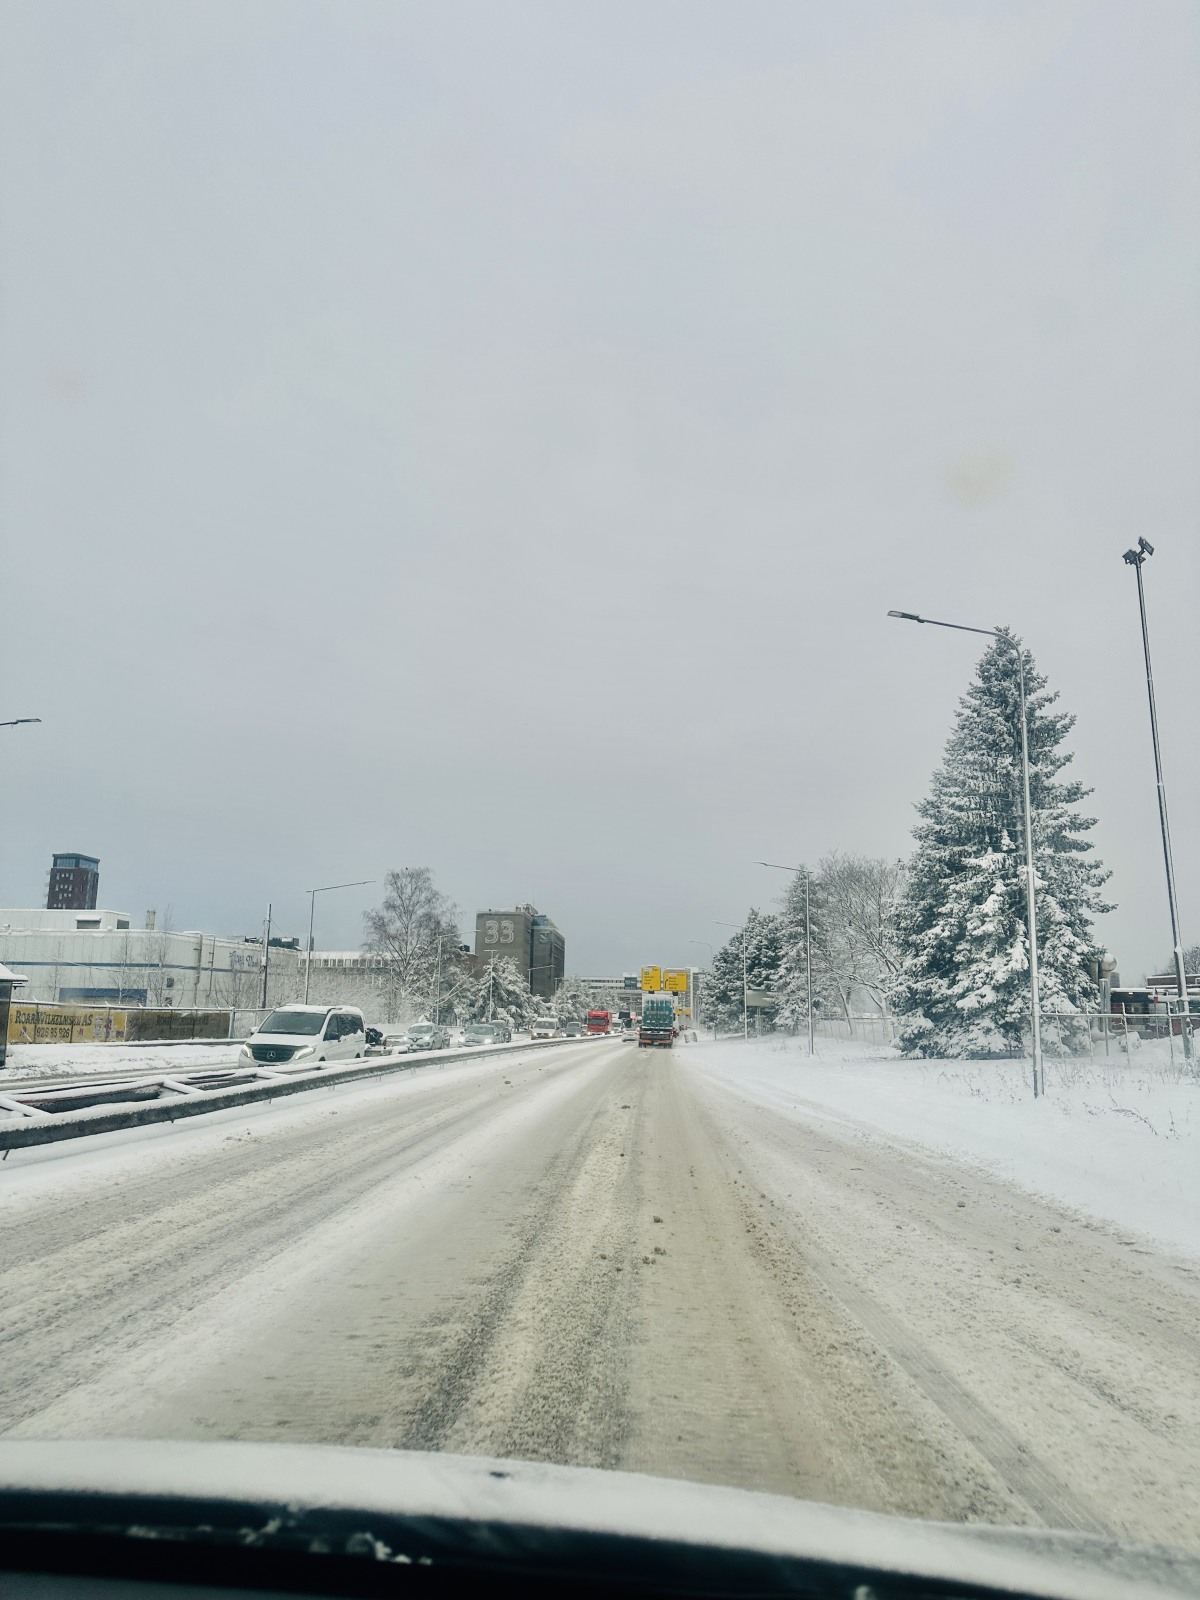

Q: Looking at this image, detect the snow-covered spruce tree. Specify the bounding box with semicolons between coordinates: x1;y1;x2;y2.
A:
551;975;589;1022
469;954;538;1028
708;910;784;1033
895;629;1112;1058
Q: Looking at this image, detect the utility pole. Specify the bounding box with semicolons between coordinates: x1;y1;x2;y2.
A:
758;864;815;1056
689;942;714;1036
1123;541;1192;1059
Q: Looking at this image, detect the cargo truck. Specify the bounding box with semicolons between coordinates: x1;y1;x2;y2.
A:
586;1010;611;1034
638;995;675;1048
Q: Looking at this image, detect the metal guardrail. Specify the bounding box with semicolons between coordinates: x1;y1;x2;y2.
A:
0;1035;602;1152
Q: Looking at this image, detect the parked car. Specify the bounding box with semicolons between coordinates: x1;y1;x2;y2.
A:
531;1017;561;1039
405;1022;451;1051
239;1005;367;1067
463;1021;512;1045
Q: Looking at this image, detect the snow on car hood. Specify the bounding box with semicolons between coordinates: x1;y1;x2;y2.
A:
0;1440;1196;1600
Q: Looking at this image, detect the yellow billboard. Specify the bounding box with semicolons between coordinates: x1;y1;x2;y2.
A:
7;1004;128;1045
641;966;661;992
663;969;688;992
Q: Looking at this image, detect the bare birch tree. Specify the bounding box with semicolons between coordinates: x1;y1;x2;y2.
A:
362;868;462;1022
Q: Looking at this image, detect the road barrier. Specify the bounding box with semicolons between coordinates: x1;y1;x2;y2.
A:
0;1035;603;1152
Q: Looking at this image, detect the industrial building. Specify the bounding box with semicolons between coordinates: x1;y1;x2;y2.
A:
474;905;565;998
0;908;270;1007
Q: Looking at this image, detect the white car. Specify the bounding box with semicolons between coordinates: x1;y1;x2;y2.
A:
239;1005;367;1068
531;1017;561;1039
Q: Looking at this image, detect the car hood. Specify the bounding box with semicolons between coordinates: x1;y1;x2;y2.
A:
0;1441;1195;1600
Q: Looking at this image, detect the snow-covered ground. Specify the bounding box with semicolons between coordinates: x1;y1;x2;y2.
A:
691;1035;1200;1261
0;1034;542;1085
1;1042;243;1081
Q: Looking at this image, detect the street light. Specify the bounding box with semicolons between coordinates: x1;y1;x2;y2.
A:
0;718;41;728
757;863;815;1057
888;609;1044;1096
304;880;375;1003
1122;540;1193;1058
715;921;748;1040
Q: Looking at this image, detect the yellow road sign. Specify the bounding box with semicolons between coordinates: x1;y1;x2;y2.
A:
641;966;661;991
663;969;688;992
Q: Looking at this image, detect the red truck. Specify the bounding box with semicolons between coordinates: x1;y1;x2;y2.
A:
586;1010;611;1035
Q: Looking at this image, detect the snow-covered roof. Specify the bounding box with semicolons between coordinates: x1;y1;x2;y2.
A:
0;962;29;985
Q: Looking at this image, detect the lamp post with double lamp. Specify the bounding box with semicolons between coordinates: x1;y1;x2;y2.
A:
714;921;748;1040
304;880;375;1004
888;610;1043;1096
757;863;815;1057
1122;541;1193;1059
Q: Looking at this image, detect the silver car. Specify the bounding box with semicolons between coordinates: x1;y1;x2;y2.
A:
406;1023;451;1052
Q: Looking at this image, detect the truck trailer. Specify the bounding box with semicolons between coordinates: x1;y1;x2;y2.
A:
638;995;675;1048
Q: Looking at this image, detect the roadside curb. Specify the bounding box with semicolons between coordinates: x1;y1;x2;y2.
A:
0;1036;600;1152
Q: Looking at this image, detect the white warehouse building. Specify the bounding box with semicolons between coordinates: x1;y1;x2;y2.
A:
0;908;272;1008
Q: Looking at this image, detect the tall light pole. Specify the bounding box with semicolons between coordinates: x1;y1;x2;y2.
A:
261;904;273;1009
715;921;748;1039
1123;540;1192;1058
888;610;1043;1096
689;941;713;1036
758;863;815;1056
0;718;41;728
304;879;375;1003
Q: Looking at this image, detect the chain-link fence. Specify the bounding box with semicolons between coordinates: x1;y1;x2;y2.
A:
716;1003;1197;1064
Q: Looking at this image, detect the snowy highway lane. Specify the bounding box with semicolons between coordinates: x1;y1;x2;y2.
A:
2;1038;1198;1551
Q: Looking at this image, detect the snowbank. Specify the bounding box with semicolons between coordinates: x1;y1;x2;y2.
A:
691;1036;1200;1260
2;1042;242;1081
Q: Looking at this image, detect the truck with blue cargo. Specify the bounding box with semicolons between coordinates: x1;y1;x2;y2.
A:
638;995;675;1048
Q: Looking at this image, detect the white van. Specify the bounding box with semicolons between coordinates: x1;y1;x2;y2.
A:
531;1017;561;1039
239;1005;366;1068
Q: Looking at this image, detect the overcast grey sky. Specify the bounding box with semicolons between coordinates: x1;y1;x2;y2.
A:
1;0;1197;981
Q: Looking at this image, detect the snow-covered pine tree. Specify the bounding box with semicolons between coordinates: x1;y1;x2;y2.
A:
708;910;784;1033
470;953;538;1028
895;628;1112;1058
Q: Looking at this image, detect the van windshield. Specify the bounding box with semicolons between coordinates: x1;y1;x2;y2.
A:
259;1010;327;1036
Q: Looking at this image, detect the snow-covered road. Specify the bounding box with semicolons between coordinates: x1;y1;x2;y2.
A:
3;1038;1197;1549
